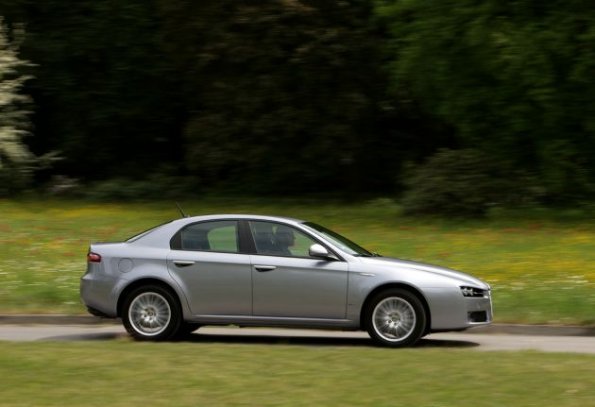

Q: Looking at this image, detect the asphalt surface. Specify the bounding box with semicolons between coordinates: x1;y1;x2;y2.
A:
1;320;594;354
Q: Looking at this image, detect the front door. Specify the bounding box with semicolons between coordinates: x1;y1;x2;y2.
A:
248;221;349;319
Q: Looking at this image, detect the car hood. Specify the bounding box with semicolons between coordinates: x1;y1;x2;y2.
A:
357;256;490;289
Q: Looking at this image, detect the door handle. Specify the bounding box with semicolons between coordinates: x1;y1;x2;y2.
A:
254;265;276;272
173;260;195;267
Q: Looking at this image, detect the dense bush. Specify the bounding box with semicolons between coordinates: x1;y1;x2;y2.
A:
401;149;518;216
0;164;32;197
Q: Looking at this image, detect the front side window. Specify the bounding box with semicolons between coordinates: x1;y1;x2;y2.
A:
173;220;239;253
249;221;317;258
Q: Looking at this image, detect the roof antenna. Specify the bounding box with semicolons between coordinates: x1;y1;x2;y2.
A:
175;202;189;218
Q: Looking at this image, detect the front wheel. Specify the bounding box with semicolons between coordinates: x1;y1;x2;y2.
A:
365;288;426;347
122;285;182;341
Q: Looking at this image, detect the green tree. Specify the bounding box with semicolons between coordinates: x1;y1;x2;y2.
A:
4;0;182;180
0;18;34;193
377;0;595;202
159;0;389;194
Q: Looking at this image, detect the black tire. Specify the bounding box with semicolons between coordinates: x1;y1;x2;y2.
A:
122;285;182;341
364;288;426;347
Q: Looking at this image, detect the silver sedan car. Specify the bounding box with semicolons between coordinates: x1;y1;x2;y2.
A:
80;214;492;347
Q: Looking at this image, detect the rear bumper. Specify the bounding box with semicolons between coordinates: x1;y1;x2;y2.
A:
80;274;119;318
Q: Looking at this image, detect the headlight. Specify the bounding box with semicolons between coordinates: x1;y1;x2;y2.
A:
460;286;487;297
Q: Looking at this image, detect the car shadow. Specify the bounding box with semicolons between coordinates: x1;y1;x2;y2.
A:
37;329;478;349
178;333;479;349
417;337;479;349
39;332;124;342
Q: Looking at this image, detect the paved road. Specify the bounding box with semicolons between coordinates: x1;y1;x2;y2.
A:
1;324;594;354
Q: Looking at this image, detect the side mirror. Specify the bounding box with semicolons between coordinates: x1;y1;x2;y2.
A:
309;244;337;260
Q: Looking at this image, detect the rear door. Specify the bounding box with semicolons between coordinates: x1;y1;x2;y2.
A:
167;220;252;316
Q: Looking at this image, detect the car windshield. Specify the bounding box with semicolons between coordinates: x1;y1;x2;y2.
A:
302;222;374;257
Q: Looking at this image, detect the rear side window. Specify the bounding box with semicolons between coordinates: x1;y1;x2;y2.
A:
171;221;239;253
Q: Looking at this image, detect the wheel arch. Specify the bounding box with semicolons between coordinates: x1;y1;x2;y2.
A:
360;283;432;335
117;278;184;318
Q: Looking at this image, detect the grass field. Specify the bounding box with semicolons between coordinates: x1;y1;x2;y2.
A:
0;340;594;406
1;198;594;324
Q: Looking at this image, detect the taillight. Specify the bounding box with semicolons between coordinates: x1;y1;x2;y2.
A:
87;252;102;263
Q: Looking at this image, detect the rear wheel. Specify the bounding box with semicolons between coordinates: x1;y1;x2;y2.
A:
122;285;182;341
365;288;426;347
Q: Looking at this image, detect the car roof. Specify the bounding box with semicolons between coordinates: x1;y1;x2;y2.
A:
172;214;305;225
130;214;308;247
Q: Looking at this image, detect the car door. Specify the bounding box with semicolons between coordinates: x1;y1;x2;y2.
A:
248;220;349;319
167;220;252;316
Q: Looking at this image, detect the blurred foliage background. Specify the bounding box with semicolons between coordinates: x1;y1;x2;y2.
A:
1;0;595;214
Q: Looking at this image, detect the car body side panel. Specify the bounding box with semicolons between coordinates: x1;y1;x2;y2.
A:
81;244;182;317
346;263;448;315
422;288;469;329
345;259;492;330
251;255;349;319
166;251;252;316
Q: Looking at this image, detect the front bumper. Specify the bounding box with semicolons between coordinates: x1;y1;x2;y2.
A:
425;287;493;331
464;294;493;325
